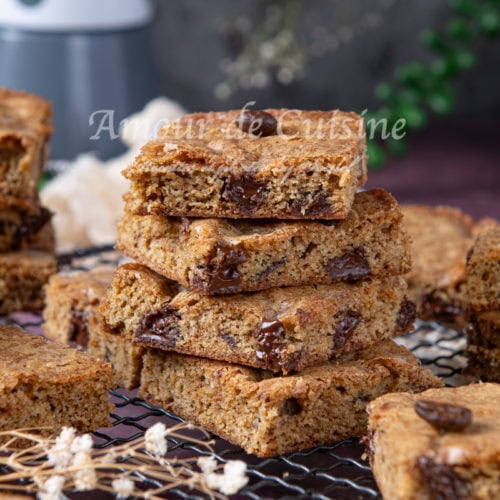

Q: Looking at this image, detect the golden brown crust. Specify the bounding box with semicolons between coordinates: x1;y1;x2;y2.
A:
367;384;500;499
125;109;365;175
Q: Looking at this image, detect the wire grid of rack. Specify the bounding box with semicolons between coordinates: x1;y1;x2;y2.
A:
1;245;471;499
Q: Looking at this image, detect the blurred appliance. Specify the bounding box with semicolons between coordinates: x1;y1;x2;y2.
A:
0;0;158;160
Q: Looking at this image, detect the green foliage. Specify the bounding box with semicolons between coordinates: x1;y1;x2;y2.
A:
366;0;500;168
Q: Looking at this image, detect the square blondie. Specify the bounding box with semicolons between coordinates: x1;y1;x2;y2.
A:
139;340;442;457
124;109;366;219
101;263;416;374
118;189;410;294
0;325;113;435
366;384;500;499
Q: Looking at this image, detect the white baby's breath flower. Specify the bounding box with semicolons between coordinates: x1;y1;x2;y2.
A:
72;451;97;491
219;460;249;495
144;422;167;458
38;474;65;500
112;476;135;499
203;459;248;495
70;434;93;454
47;427;76;469
224;460;247;477
197;455;218;474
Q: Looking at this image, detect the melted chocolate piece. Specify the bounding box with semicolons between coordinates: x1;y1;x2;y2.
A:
421;290;465;323
415;399;472;432
332;309;361;349
194;244;247;294
326;247;371;281
21;207;52;236
135;303;181;349
256;258;286;281
68;308;89;347
235;110;278;137
0;220;6;236
396;299;416;332
281;397;302;416
222;173;267;215
417;456;469;500
290;191;331;217
13;207;52;249
254;319;288;371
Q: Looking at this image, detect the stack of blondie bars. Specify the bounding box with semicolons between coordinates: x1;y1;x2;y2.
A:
51;109;442;456
0;88;56;314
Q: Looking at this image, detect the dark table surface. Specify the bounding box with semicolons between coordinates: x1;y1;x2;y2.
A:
367;121;500;219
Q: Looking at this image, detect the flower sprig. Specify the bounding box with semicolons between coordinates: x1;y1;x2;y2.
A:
0;422;249;499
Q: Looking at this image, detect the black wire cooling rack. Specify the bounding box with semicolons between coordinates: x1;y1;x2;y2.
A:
1;245;472;499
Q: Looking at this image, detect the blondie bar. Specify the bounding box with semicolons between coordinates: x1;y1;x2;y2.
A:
139;340;441;457
366;384;500;500
466;311;500;382
402;205;477;323
44;268;114;347
0;88;52;204
0;325;113;435
0;250;56;314
43;269;143;388
124;109;366;219
118;189;411;294
101;263;415;374
466;226;500;312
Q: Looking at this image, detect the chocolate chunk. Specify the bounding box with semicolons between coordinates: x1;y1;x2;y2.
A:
290;191;331;217
222;173;267;215
417;456;469;500
256;258;286;281
13;207;52;249
0;220;5;236
195;243;247;294
415;399;472;432
235;110;278;137
219;332;238;349
281;397;302;416
421;291;465;323
254;319;287;371
68;308;89;348
332;309;361;349
396;299;416;332
135;303;181;349
326;247;371;281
